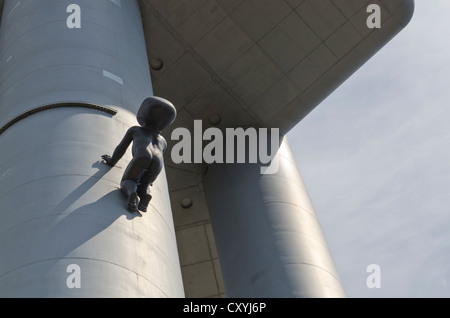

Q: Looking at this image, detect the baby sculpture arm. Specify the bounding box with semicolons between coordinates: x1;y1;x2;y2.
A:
102;127;136;167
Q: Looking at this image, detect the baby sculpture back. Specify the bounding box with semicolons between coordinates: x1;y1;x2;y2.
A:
102;96;177;212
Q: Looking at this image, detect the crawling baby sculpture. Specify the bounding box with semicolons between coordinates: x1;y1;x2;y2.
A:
102;97;176;212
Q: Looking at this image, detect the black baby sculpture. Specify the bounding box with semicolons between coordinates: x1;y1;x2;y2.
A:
102;97;176;213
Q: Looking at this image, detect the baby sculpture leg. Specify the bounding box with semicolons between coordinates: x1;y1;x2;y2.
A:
136;158;163;212
136;171;152;212
121;179;139;212
121;156;152;212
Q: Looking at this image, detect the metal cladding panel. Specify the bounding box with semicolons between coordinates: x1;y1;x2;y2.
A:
0;108;184;297
0;0;184;297
203;139;346;297
0;0;152;128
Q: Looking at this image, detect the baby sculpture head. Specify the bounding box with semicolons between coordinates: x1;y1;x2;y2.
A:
137;96;177;133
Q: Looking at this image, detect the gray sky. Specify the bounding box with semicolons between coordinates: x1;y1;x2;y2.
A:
287;0;450;297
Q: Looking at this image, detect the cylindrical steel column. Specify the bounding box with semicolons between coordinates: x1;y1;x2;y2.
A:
0;0;184;297
203;138;345;297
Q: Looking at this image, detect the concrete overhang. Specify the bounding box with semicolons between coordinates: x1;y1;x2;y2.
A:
139;0;414;135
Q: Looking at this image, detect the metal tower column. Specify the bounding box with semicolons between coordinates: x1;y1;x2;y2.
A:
203;138;346;297
0;0;184;297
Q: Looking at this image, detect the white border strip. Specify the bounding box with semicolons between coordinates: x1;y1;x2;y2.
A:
8;1;21;17
103;70;123;85
110;0;121;7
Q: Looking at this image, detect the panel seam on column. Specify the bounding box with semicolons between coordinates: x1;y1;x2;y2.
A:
282;261;343;284
0;174;119;198
7;1;21;17
0;257;170;297
0;177;176;236
0;214;178;263
263;200;317;218
110;0;121;7
0;102;118;136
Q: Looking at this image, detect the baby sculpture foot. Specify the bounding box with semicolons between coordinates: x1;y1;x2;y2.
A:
127;192;139;212
138;194;152;212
